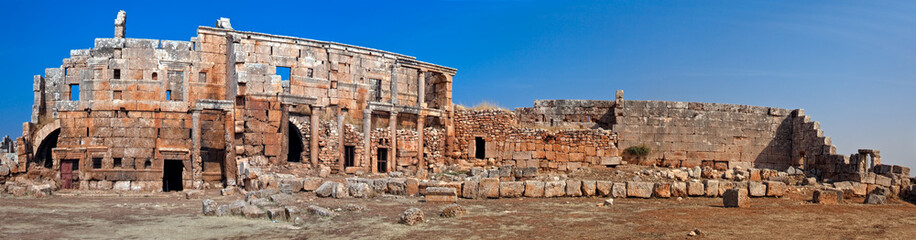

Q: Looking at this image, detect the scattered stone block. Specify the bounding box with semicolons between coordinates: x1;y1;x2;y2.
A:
241;205;267;219
269;193;296;205
186;190;203;199
267;207;287;221
748;181;766;197
687;181;704;196
581;180;597;197
316;181;347;198
440;204;467;218
462;180;480;199
406;178;420;196
566;180;583;197
388;179;407;195
653;182;671;198
307;205;337;218
348;182;375;198
399;208;425;226
596;181;613;197
672;182;687;197
303;177;323;191
285;206;299;218
604;182;623;198
229;200;247;216
524;180;545;198
480;178;500;199
723;189;750;208
765;181;787;197
202;199;218;216
500;181;525;198
704;180;719;197
545;181;566;197
426;187;458;203
626;181;653;198
813;189;843;204
865;193;886;204
216;205;229;217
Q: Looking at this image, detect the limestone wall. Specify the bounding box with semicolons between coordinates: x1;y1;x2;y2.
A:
614;100;795;170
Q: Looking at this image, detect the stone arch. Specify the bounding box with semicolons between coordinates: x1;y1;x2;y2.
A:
287;118;308;163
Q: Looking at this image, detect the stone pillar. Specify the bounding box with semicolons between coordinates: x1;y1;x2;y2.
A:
389;111;398;172
338;109;345;172
224;110;237;186
310;106;320;168
390;65;399;105
363;109;372;173
191;110;201;188
114;10;126;38
418;70;426;108
615;90;624;108
417;114;425;170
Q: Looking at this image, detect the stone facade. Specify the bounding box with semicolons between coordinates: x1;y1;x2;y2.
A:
3;12;906;194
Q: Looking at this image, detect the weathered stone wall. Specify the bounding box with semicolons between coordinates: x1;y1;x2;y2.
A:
614;100;794;170
454;110;619;172
516;100;616;129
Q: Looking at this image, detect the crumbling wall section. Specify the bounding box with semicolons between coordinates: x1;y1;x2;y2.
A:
515;100;617;129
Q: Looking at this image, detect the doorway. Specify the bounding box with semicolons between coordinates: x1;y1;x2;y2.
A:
60;159;78;189
287;122;303;163
475;137;486;159
162;160;184;192
377;148;388;173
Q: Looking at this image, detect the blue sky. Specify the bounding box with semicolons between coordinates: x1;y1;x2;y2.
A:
1;1;913;169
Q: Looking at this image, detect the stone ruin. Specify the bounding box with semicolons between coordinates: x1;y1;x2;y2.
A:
0;12;913;206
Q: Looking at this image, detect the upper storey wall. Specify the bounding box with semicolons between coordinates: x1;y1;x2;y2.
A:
515;100;617;129
198;27;455;120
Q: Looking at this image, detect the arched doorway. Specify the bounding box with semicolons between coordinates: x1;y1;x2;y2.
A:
34;129;60;169
288;122;304;163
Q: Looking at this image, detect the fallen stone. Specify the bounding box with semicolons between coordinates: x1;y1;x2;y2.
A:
704;180;719;197
462;180;480;199
316;182;347;198
654;182;671;198
406;178;420;196
229;200;247;216
202;199;218;216
348;182;375;198
499;181;525;198
545;181;566;197
307;205;337;218
399;208;425;226
723;188;750;208
480;178;500;198
611;182;627;198
285;206;300;217
566;180;583;197
626;181;653;198
303;177;324;191
748;181;766;197
221;186;240;196
241;205;267;219
581;180;597;197
267;207;288;221
602;198;614;206
387;179;407;195
344;203;365;211
765;181;787;197
269;193;296;205
671;182;687;197
216;205;229;217
687;181;704;196
524;180;545;198
596;181;613;197
440;204;467;218
425;187;458;203
318;165;331;178
813;188;843;204
280;178;305;193
865;193;886;204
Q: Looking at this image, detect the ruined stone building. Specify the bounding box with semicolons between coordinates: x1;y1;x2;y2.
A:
2;12;891;192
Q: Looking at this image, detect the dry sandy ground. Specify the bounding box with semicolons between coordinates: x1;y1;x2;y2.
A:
1;190;914;240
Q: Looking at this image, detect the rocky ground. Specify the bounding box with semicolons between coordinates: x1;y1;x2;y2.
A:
1;190;915;239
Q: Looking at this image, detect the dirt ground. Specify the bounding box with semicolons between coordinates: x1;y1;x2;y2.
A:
1;190;915;240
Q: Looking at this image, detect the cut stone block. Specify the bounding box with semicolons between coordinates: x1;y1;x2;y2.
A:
462;180;479;199
581;180;597;197
425;187;458;203
626;181;653;198
723;188;750;208
653;182;671;198
611;182;627;198
704;180;719;197
545;181;566;198
687;181;704;196
765;181;787;197
671;182;687;197
566;180;583;197
596;181;613;197
499;182;525;198
480;178;500;199
813;189;843;204
748;181;766;197
524;181;545;198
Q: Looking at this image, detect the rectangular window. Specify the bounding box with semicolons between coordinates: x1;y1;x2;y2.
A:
198;72;207;83
344;146;355;167
475;137;486;159
92;158;102;169
113;158;122;168
113;69;121;79
166;90;172;100
277;66;291;81
113;90;122;100
307;68;314;78
70;84;80;101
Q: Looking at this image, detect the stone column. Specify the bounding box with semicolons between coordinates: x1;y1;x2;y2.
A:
417;114;425;170
363;109;372;173
390;65;399;105
338;109;345;172
310;106;320;168
191;110;201;188
389;111;398;172
224;110;237;186
418;70;425;108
